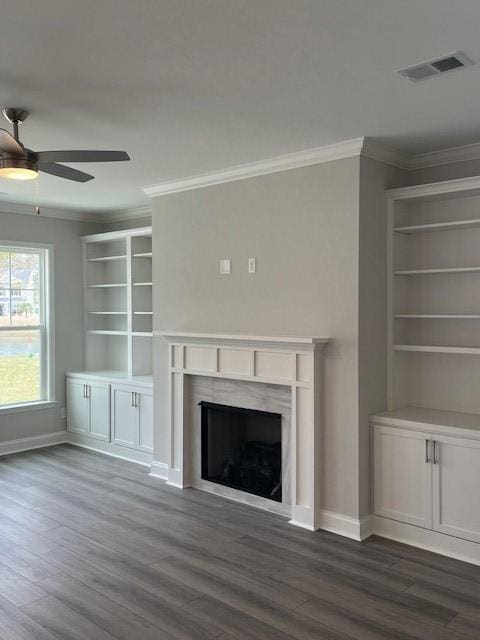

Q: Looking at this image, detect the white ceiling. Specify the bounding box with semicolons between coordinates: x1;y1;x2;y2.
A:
1;0;480;213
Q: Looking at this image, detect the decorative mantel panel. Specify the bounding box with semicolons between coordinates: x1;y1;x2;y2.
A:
155;331;330;530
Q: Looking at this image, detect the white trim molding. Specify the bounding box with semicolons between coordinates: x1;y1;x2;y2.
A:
143;136;480;200
0;430;67;457
0;200;152;225
410;140;480;170
100;205;152;224
144;138;367;197
386;174;480;201
372;516;480;567
149;460;169;479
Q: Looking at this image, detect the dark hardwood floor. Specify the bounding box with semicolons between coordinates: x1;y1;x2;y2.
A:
0;444;478;639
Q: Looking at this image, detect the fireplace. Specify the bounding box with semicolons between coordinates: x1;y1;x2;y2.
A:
200;401;282;502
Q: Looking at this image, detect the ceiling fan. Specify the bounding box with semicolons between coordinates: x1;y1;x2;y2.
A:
0;107;130;182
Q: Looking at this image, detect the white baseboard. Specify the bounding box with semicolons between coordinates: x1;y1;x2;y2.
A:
0;431;67;457
66;437;152;467
317;509;367;541
149;460;169;479
372;516;480;566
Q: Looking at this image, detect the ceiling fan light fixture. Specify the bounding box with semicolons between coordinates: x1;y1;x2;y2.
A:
0;155;38;180
0;166;37;180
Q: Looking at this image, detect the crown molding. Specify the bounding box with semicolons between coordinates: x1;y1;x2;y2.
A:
143;137;368;198
361;138;411;170
0;201;152;224
0;201;100;223
143;136;480;200
100;205;152;223
409;141;480;170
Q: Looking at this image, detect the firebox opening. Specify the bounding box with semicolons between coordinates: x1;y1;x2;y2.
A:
200;401;282;502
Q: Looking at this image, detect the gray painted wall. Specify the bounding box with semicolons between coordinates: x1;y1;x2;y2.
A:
0;211;97;442
151;157;366;519
358;157;406;517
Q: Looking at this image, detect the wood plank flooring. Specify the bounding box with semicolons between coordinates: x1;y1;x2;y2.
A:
0;444;478;639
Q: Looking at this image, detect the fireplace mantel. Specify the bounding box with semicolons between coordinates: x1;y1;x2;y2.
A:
154;331;330;530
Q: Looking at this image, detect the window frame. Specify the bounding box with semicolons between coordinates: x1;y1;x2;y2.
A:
0;240;54;411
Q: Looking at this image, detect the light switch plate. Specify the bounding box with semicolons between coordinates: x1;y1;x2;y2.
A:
248;257;256;273
220;259;231;274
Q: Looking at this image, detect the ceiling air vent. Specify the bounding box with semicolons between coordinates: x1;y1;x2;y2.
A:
399;51;474;82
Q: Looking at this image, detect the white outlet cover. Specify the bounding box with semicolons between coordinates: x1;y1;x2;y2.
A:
248;257;256;273
220;259;231;274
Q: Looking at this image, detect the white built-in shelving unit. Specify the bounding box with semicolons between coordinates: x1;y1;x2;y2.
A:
370;177;480;564
386;175;480;415
83;227;153;378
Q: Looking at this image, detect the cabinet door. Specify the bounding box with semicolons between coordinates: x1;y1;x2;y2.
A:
373;425;432;529
87;382;110;441
432;434;480;544
111;384;137;449
66;378;88;434
137;388;153;453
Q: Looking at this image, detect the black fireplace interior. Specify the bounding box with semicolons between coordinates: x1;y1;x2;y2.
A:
200;401;282;502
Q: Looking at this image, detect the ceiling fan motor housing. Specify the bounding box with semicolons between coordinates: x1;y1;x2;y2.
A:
2;108;29;125
0;153;36;172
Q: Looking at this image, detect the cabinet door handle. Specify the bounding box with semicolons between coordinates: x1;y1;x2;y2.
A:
433;440;439;464
136;392;139;408
86;385;89;399
425;439;430;463
131;392;135;407
83;384;86;398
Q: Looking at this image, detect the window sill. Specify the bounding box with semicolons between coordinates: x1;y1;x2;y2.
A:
0;401;58;416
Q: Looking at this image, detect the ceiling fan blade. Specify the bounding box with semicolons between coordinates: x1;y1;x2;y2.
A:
38;162;94;182
36;150;129;163
0;129;25;156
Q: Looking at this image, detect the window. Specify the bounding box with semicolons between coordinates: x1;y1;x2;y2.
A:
0;243;53;408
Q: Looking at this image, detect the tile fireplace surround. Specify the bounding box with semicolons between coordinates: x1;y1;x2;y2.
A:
153;332;330;531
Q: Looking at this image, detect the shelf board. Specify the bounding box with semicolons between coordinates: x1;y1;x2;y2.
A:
394;344;480;354
394;218;480;234
372;406;480;434
133;252;152;258
87;255;127;262
394;267;480;276
88;311;128;315
87;283;127;288
87;330;128;336
395;314;480;319
133;282;153;286
132;331;153;337
134;311;153;315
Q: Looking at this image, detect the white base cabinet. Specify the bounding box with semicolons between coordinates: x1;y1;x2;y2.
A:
373;418;480;546
432;434;480;544
67;378;109;441
111;383;153;453
66;373;153;456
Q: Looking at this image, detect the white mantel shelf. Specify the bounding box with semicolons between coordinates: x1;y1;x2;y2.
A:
156;331;331;531
155;331;329;349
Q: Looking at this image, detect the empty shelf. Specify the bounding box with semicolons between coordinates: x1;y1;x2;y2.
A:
395;219;480;234
88;311;128;315
134;311;153;315
132;331;153;337
394;267;480;275
395;314;480;319
87;255;127;262
88;283;127;288
133;282;152;286
87;330;128;336
394;344;480;354
133;252;152;258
